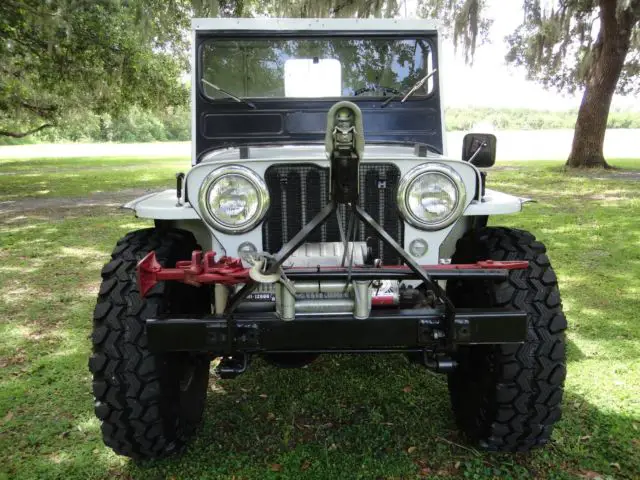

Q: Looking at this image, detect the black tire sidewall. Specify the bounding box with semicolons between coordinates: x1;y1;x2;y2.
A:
90;228;211;459
445;227;567;451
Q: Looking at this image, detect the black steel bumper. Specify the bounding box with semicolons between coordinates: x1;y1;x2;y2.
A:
146;308;528;354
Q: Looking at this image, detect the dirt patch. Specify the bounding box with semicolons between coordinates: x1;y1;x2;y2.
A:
0;207;128;228
568;169;640;181
489;166;522;172
0;349;27;368
0;188;161;216
529;190;638;204
492;165;640;180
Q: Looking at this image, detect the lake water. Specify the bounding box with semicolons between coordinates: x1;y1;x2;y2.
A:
1;129;639;161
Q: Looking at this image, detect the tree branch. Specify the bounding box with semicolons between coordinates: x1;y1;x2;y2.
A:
19;101;58;118
331;0;357;16
628;0;640;22
0;124;54;138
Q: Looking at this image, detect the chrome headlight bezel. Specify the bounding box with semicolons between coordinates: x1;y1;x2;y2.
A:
397;163;466;231
198;165;270;234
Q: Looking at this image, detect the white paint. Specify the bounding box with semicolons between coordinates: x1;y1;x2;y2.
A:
182;148;480;264
437;31;448;157
463;190;523;216
123;189;200;220
119;145;524;265
191;17;439;32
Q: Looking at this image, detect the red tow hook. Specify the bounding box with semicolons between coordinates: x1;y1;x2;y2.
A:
137;251;165;296
472;260;529;270
136;250;250;297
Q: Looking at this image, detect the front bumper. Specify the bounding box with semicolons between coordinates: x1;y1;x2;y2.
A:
146;308;528;354
139;248;530;354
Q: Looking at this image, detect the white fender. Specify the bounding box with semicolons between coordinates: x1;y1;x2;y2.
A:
122;190;200;220
464;189;526;216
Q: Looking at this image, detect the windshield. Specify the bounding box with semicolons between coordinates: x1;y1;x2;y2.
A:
200;37;435;100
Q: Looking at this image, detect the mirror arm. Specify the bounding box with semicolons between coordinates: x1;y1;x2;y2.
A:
467;141;487;166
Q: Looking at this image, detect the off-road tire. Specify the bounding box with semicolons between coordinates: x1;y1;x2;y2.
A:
89;228;211;459
446;227;567;452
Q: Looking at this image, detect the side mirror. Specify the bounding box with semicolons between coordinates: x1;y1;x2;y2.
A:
462;133;496;167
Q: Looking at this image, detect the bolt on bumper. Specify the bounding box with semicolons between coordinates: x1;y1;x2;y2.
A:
146;308;528;355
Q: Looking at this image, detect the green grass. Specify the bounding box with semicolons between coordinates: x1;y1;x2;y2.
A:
0;155;187;170
0;156;188;199
0;158;638;479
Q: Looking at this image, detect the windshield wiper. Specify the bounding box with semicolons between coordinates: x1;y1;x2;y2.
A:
381;69;438;108
201;79;257;109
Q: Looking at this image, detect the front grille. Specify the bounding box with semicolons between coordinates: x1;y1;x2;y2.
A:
263;163;404;264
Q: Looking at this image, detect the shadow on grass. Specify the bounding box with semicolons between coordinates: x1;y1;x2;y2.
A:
1;164;639;479
2;249;632;479
4;351;636;480
492;195;639;365
124;358;638;480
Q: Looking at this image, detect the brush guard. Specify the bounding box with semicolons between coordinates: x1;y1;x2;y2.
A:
139;102;530;363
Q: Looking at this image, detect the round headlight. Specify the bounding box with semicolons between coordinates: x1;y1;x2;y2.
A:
398;164;466;230
198;165;269;234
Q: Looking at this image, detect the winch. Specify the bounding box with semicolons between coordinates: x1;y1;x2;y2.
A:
239;242;400;320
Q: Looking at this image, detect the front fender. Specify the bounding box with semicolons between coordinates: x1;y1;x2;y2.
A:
464;189;528;216
122;190;200;220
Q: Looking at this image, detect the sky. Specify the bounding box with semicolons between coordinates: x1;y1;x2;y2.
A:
403;0;638;111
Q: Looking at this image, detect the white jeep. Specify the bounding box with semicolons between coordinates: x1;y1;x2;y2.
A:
89;18;566;459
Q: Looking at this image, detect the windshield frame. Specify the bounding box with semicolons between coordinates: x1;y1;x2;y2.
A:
196;33;438;105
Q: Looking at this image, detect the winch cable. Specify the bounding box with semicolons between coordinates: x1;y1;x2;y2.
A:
346;204;357;285
352;204;457;337
341;208;356;267
336;209;346;245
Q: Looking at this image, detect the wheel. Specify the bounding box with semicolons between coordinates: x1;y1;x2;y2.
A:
89;228;211;459
446;227;567;451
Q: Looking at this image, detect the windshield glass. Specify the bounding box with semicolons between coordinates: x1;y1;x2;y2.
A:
200;37;435;100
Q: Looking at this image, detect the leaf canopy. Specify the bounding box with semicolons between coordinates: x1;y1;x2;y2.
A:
418;0;492;64
505;0;640;94
1;0;491;137
0;0;191;137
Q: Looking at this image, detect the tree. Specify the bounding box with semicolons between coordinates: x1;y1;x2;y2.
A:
506;0;640;168
263;0;400;17
194;0;402;17
0;0;526;146
418;0;492;63
0;0;191;138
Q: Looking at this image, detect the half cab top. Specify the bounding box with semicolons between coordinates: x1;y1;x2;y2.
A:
192;18;445;164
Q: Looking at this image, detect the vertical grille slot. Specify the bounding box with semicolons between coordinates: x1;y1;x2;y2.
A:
263;163;404;264
305;168;323;243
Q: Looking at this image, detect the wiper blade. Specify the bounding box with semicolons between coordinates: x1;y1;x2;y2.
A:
201;79;257;109
381;69;438;108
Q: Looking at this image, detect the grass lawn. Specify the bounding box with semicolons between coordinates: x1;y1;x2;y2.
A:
0;157;638;480
0;156;188;199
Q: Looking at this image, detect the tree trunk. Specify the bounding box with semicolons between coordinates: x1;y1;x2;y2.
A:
566;0;633;168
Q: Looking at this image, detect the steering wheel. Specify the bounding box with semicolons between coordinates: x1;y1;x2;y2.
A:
353;84;402;97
